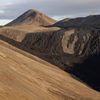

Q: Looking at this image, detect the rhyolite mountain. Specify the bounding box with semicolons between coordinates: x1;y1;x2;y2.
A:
6;9;56;26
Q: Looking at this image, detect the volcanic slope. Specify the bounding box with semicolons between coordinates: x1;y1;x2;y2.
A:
0;40;100;100
52;15;100;28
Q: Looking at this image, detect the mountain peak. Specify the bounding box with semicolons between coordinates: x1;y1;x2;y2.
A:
24;9;42;16
6;9;56;26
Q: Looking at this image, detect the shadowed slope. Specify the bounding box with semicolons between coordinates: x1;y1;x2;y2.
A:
52;15;100;28
71;54;100;91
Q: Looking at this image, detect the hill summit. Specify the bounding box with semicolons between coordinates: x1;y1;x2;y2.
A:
6;9;56;26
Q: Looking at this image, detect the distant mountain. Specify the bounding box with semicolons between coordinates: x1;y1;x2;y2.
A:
6;9;56;26
52;15;100;28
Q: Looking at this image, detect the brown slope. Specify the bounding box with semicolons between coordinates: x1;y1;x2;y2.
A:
0;40;100;100
6;9;56;27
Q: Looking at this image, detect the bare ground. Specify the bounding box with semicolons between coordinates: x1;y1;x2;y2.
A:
0;40;100;100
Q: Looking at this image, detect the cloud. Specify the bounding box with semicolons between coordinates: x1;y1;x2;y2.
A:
0;0;100;20
0;19;12;25
0;10;5;14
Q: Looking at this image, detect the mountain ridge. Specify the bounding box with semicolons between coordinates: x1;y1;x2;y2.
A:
52;15;100;29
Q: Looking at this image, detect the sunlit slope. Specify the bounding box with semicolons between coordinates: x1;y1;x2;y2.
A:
0;40;100;100
6;9;56;26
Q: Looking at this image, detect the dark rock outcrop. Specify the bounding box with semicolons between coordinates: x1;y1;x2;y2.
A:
20;28;100;68
19;27;100;91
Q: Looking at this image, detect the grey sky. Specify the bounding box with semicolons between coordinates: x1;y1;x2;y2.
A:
0;0;100;22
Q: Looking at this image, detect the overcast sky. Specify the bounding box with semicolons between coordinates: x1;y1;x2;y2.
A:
0;0;100;25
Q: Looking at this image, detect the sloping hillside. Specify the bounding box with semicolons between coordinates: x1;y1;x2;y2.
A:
0;27;100;91
0;40;100;100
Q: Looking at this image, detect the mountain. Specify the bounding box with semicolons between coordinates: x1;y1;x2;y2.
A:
1;17;100;91
6;9;56;26
0;9;58;41
0;40;100;100
52;15;100;28
0;8;100;97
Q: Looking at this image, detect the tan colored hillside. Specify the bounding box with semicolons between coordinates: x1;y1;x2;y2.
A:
0;9;57;33
0;40;100;100
6;9;56;27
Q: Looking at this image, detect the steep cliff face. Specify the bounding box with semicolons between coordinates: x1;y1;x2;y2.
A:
20;28;100;69
62;28;100;57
